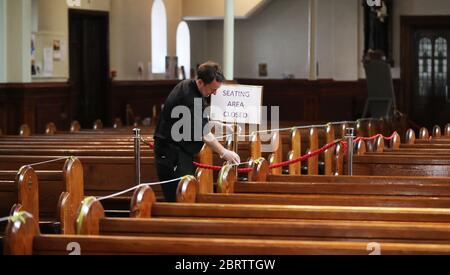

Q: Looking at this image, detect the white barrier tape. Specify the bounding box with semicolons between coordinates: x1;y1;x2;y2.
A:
96;177;183;202
235;119;381;138
28;156;71;167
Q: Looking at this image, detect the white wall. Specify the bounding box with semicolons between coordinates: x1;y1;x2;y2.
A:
188;20;207;71
6;0;450;83
331;0;359;80
110;0;152;80
189;0;362;80
0;0;7;82
110;0;182;80
7;0;31;83
183;0;266;19
392;0;450;78
191;0;309;79
316;0;333;79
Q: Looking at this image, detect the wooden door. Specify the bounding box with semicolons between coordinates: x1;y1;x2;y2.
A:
401;17;450;130
413;29;450;128
69;10;109;128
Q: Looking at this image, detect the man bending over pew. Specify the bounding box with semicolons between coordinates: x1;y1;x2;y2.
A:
154;61;240;202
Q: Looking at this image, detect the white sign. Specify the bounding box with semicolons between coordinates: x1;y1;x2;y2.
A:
210;84;263;125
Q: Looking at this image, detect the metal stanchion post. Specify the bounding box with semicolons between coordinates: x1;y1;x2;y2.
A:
345;128;355;176
133;128;141;186
233;122;239;177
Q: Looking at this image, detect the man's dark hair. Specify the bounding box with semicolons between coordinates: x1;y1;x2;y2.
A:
197;61;225;84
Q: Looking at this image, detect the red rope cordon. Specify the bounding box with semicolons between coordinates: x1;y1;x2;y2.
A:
141;138;155;149
269;139;341;169
149;131;398;172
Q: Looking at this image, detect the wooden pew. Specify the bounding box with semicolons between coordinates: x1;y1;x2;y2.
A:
0;148;152;156
0;155;157;197
7;212;450;255
54;185;450;246
353;155;450;177
67;179;450;247
192;163;450;208
0;157;83;234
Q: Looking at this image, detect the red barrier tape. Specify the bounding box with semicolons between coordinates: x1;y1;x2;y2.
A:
141;138;155;149
269;139;342;169
148;131;398;172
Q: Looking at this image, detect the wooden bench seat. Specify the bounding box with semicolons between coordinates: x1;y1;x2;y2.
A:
401;144;450;149
0;155;157;192
6;213;450;255
353;155;450;177
0;148;152;156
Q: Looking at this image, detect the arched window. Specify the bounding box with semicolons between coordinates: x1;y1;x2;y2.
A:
151;0;167;74
434;37;447;97
176;21;191;79
418;38;432;96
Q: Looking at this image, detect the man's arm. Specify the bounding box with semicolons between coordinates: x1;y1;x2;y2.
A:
203;132;241;164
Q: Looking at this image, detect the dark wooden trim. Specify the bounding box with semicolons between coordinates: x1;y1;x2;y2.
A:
0;78;401;134
111;80;181;87
0;82;71;134
0;82;69;89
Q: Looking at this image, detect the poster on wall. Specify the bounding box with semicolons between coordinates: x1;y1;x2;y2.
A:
31;34;36;75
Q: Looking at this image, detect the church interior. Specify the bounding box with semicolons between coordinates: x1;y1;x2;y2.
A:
1;0;450;257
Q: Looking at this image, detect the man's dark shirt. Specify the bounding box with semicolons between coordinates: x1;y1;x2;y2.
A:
155;80;209;155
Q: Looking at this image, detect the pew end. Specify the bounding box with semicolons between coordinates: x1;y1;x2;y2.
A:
432;125;442;138
19;124;30;137
113;118;123;129
93;119;104;130
70;121;81;132
248;158;269;182
419;127;430;140
195;167;213;194
269;131;282;175
45;122;57;135
355;140;366;156
307;128;319;175
196;144;213;193
217;165;237;194
445;123;450;137
176;175;198;203
3;212;39;255
250;132;262;160
14;165;39;222
390;132;401;149
324;124;335;175
405;128;416;144
75;197;105;235
375;136;385;152
289;128;302;175
334;143;345;175
58;157;84;235
130;185;156;218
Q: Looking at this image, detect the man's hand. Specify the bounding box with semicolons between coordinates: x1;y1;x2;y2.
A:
220;149;241;165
